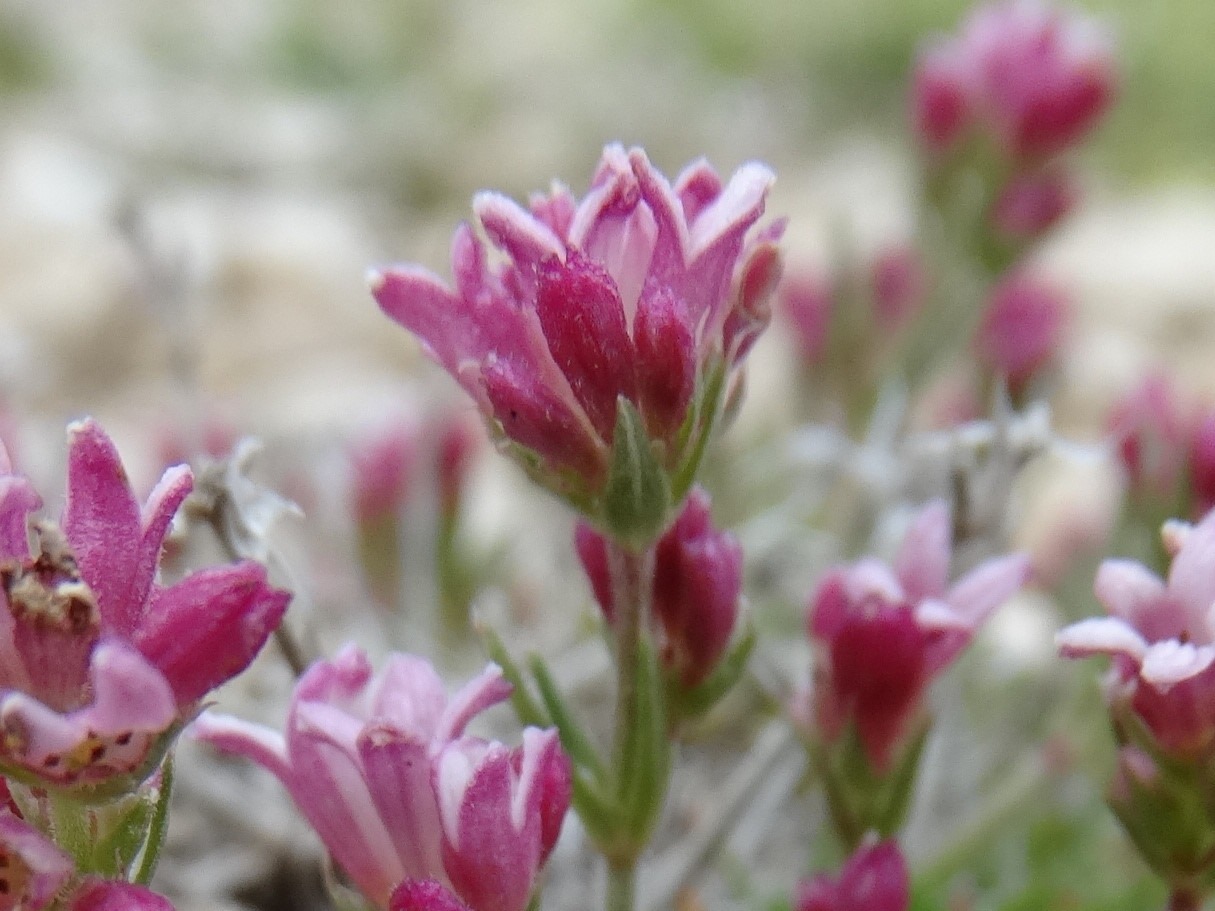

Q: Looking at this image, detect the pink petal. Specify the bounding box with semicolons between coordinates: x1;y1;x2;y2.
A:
390;879;472;911
1167;511;1215;620
369;266;480;380
0;811;74;911
368;653;449;736
436;664;512;743
133;562;290;704
294;643;373;707
894;500;952;602
633;281;696;442
61;420;144;634
1141;641;1215;691
473;193;563;297
358;725;446;882
628;149;692;307
189;711;291;782
673;158;723;223
0;474;39;559
1093;559;1182;642
129;465;194;632
835;840;909;911
1056;616;1148;661
516;727;571;862
946;553;1031;626
70;881;176;911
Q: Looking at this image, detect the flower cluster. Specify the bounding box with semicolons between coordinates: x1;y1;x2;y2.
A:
194;645;571;911
370;144;781;539
794;840;908;911
0;420;289;794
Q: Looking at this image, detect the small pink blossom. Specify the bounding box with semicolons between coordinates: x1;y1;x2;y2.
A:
807;501;1030;769
1107;374;1192;502
912;1;1116;161
349;416;419;527
193;646;570;911
778;269;834;365
870;247;926;332
0;420;289;792
974;270;1068;391
370;145;780;507
576;486;743;687
992;168;1077;239
795;840;908;911
1058;511;1215;756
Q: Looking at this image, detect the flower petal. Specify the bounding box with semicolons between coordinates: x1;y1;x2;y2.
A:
436;664;512;743
1093;559;1181;641
0;810;74;911
1140;641;1215;691
1056;616;1149;662
70;881;176;911
894;500;952;602
1167;511;1215;620
946;553;1031;626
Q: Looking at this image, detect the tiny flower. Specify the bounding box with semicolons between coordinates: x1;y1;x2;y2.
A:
1058;511;1215;756
1191;412;1215;516
0;420;289;793
807;501;1030;769
778;269;834;366
435;412;482;519
576;486;743;688
913;1;1116;162
870;247;926;332
973;270;1068;392
795;840;909;911
370;145;780;530
193;646;570;911
1107;374;1191;503
349;415;418;527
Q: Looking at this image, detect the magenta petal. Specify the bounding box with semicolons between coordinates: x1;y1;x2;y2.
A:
358;726;445;881
437;741;540;911
62;420;144;634
946;553;1031;626
535;251;637;442
633;281;695;442
894;501;951;603
519;727;572;862
574;523;613;622
189;711;291;782
673;158;723;223
71;881;176;911
474;193;564;295
128;465;194;631
391;879;473;911
370;266;479;379
809;570;853;642
0;474;39;559
368;654;448;735
836;840;909;911
133;562;290;705
0;811;74;911
629;149;692;306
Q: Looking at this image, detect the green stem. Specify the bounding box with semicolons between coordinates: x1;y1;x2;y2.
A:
607;859;637;911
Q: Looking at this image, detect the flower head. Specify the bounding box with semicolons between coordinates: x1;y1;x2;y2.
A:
912;1;1116;162
1058;512;1215;756
974;270;1068;393
806;501;1030;769
193;646;570;911
0;420;288;794
795;840;908;911
370;145;780;533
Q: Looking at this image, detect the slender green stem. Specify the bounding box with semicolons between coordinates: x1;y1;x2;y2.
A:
607;859;637;911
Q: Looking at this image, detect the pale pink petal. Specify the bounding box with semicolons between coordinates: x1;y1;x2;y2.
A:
125;464;194;633
293;644;373;710
1093;559;1184;642
189;711;291;782
913;598;971;632
0;474;39;559
894;500;952;602
946;553;1031;625
0;811;74;911
436;664;512;743
358;726;446;882
369;654;449;736
843;558;904;605
473;192;563;293
673;158;722;222
1140;640;1215;690
1167;511;1215;619
628;149;692;302
1056;616;1149;661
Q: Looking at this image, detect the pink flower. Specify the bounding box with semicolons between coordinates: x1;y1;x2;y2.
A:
1058;512;1215;756
193;646;570;911
1107;374;1192;502
807;501;1030;769
973;270;1068;391
778;269;834;365
1190;412;1215;516
349;416;419;526
795;840;908;911
870;247;926;332
576;486;743;687
369;145;780;509
912;1;1116;161
0;420;289;792
0;809;176;911
991;168;1077;239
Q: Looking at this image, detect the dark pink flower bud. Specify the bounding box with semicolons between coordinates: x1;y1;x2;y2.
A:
795;840;909;911
974;271;1068;391
992;168;1077;239
435;412;482;517
652;488;743;687
634;280;696;442
1107;374;1191;500
870;247;926;330
574;521;613;623
1189;412;1215;517
536;249;637;443
723;241;783;365
911;46;974;155
778;269;834;365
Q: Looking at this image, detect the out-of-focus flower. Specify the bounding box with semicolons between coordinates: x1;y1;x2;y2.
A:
870;247;927;332
974;270;1068;391
779;270;834;366
795;840;909;911
0;420;289;793
576;486;743;687
1107;374;1192;504
435;412;482;519
807;501;1030;769
1058;512;1215;756
1189;413;1215;516
912;1;1116;162
370;145;781;535
349;416;419;527
69;881;176;911
992;168;1077;239
193;645;570;911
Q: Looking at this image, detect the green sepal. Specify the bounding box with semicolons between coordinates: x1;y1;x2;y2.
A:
572;766;627;851
602;398;671;547
476;621;550;729
132;754;173;884
671;624;756;723
529;655;608;782
671;356;726;503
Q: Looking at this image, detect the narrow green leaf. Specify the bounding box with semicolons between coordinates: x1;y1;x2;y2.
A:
530;655;608;782
477;623;550;729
